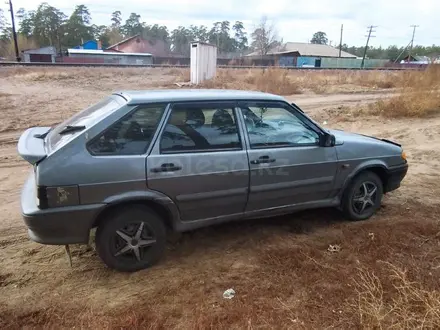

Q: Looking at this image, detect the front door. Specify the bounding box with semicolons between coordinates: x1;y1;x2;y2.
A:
315;58;322;68
238;101;338;212
147;102;249;221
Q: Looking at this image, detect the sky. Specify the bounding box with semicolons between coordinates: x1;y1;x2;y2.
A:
2;0;440;47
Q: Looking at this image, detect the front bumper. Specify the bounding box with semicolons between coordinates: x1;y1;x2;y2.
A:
384;162;408;193
21;171;104;245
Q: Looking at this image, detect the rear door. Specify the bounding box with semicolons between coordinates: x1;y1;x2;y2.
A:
238;101;338;211
147;101;249;222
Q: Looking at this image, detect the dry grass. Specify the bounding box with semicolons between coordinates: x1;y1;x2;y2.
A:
168;67;190;82
1;66;157;80
1;65;437;96
355;71;399;89
297;70;400;93
372;90;440;117
190;67;435;95
354;263;440;328
369;66;440;117
198;68;302;95
1;203;439;329
180;68;401;94
0;92;12;113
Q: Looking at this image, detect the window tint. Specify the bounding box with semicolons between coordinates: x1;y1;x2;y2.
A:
48;96;124;151
160;104;241;153
88;104;166;155
241;103;319;148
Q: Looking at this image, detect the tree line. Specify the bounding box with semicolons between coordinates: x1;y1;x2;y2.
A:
1;3;439;61
0;3;254;57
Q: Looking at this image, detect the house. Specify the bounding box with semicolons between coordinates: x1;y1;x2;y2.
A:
246;42;357;58
401;55;430;64
246;42;358;67
244;42;392;68
22;46;56;63
64;49;153;65
107;35;169;57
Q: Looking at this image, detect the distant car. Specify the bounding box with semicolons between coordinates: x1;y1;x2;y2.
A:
18;89;408;272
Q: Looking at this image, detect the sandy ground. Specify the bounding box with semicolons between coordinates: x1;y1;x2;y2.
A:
0;68;439;328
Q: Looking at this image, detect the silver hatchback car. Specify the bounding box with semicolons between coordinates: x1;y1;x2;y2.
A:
19;90;408;272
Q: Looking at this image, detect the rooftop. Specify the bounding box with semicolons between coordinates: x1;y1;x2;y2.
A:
67;49;152;56
247;42;357;58
107;34;141;49
114;89;285;105
22;46;56;54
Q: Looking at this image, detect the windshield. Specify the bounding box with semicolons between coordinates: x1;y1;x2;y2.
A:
47;96;124;152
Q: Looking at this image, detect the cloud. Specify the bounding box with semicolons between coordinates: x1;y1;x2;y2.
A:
7;0;440;46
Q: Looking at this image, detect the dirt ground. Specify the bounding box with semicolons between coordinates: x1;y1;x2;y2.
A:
0;67;439;328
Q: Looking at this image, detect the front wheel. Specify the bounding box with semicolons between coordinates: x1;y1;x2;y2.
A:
342;171;383;221
95;206;167;272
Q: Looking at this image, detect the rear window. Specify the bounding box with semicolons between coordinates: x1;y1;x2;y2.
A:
47;96;124;151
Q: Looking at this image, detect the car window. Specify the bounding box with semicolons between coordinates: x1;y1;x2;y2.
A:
88;104;166;155
240;102;320;148
48;96;124;152
160;104;241;153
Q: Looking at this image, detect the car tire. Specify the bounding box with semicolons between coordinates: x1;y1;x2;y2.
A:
342;171;383;221
95;206;167;272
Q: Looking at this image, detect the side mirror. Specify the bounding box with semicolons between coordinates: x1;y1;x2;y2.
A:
320;133;336;147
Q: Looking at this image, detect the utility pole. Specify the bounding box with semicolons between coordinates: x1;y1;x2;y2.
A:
339;24;343;57
393;40;412;63
7;0;20;62
407;25;419;62
361;25;376;69
394;25;420;63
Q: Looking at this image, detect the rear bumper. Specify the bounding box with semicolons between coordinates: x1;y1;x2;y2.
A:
384;163;408;193
21;171;104;245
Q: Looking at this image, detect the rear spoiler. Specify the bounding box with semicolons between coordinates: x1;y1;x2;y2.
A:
17;127;51;165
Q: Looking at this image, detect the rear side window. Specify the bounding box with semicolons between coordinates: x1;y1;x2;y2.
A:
88;104;166;155
160;103;241;153
48;96;124;151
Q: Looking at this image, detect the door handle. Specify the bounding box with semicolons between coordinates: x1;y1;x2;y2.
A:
250;155;276;165
151;163;182;173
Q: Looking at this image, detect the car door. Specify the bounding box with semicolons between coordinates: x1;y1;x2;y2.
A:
79;103;167;205
147;101;249;222
238;100;338;212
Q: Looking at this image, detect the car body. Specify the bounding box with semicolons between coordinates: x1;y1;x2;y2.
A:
18;89;408;271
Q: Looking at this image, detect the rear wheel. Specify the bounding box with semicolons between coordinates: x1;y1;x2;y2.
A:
342;171;383;221
95;206;166;272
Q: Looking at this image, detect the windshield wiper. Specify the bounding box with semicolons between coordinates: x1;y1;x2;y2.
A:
59;125;86;135
34;127;53;139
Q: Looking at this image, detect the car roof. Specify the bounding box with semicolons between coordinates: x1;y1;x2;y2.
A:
113;89;286;105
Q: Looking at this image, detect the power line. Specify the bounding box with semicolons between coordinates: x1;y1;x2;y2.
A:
6;0;20;62
361;25;376;69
